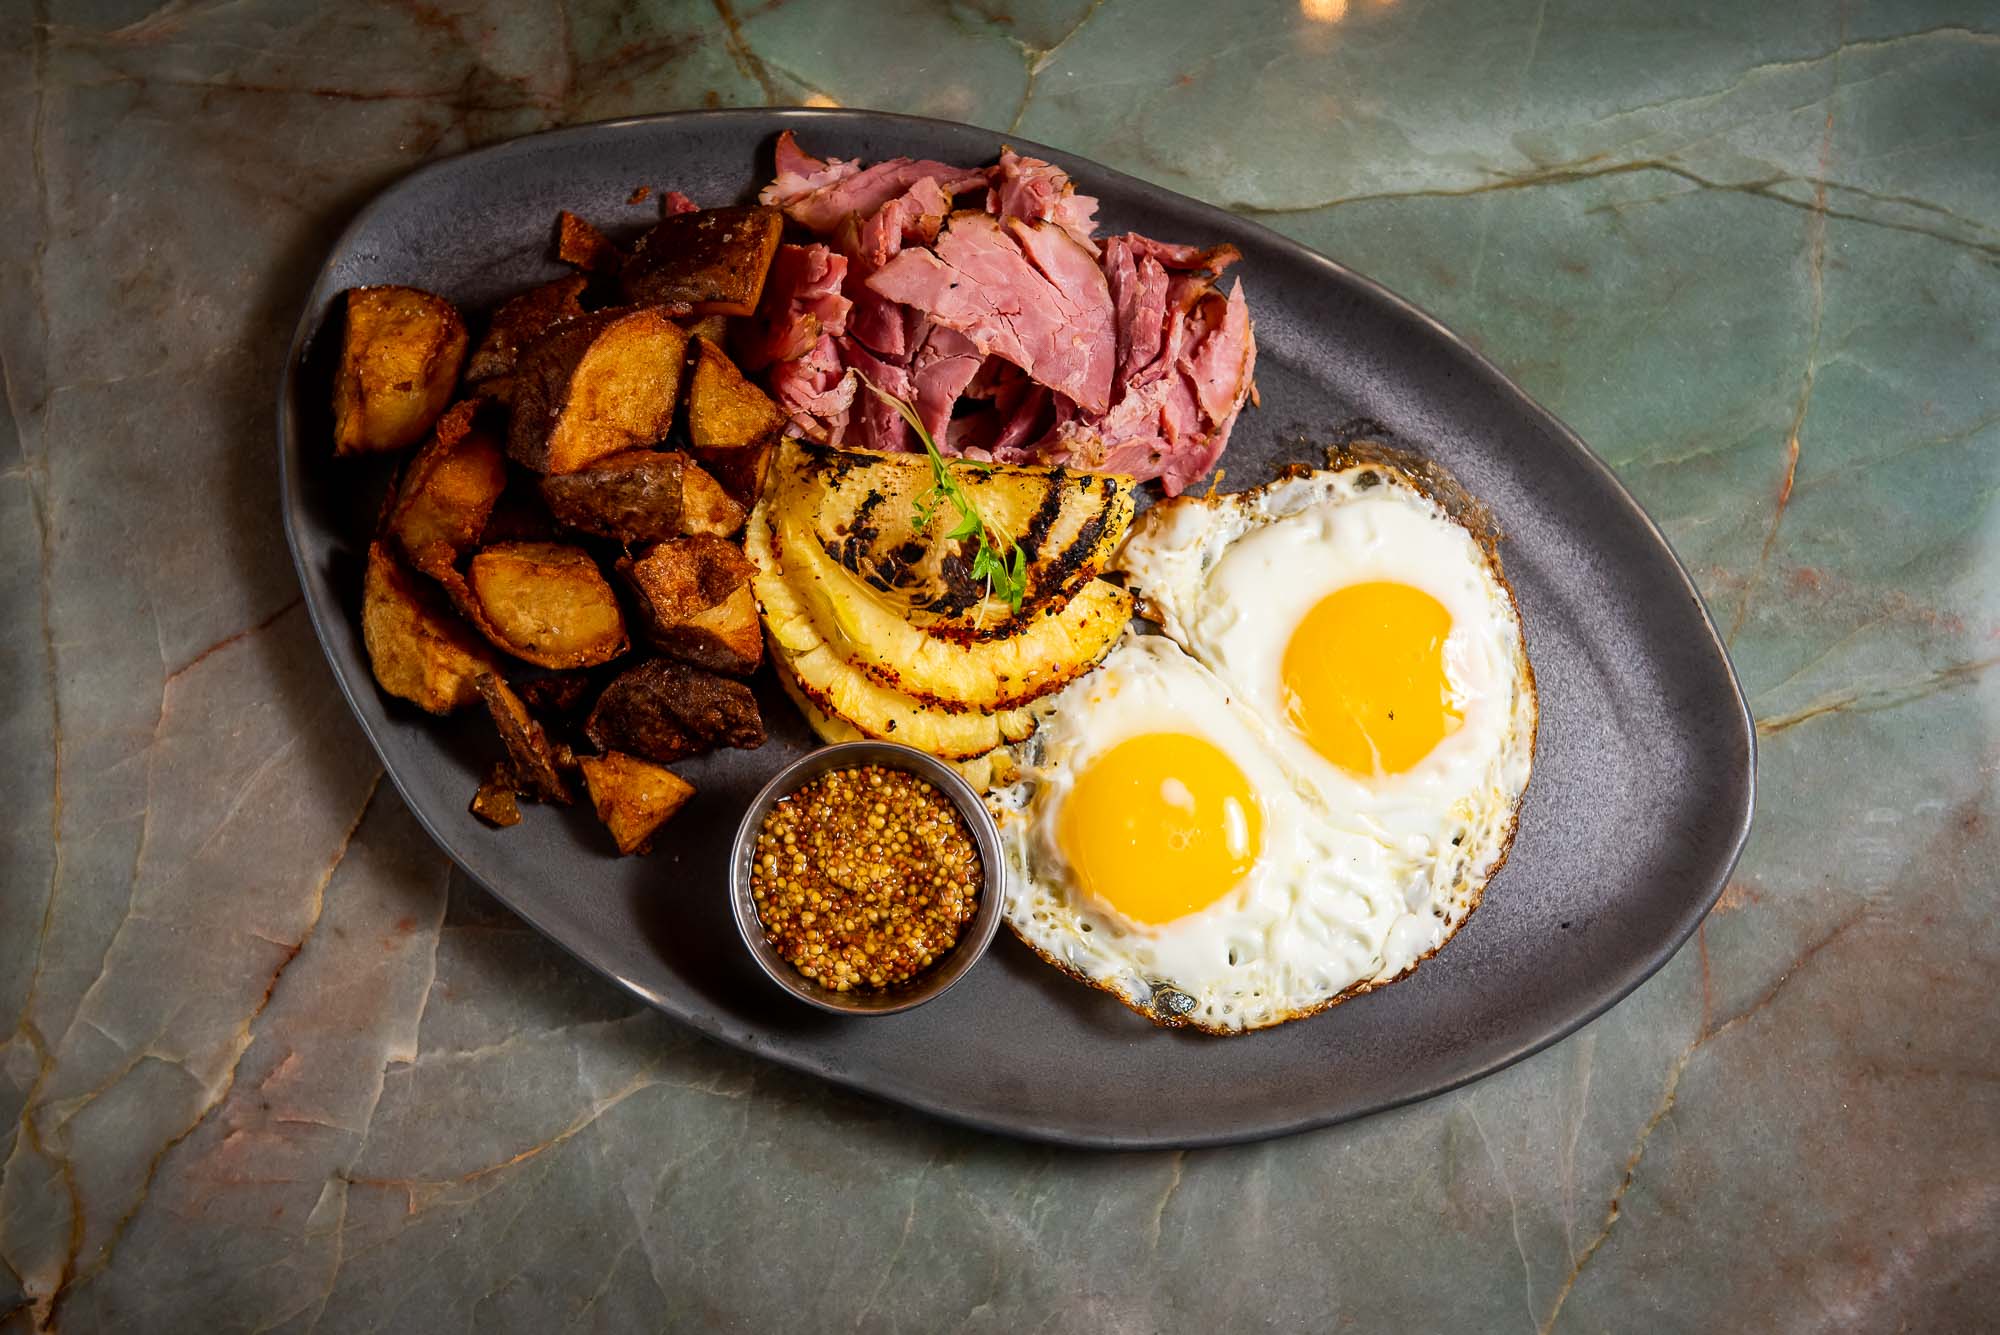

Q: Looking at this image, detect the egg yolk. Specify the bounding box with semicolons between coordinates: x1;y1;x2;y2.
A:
1056;732;1263;926
1281;581;1461;776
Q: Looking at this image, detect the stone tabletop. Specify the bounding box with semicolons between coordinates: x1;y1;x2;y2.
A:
3;0;1995;1330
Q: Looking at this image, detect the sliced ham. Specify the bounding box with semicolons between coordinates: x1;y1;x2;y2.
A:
1187;280;1254;426
661;190;699;216
1104;236;1174;382
910;326;983;445
773;152;986;235
1052;279;1254;495
769;333;855;444
867;212;1115;416
759;131;863;207
1111;233;1243;276
861;177;951;260
840;337;914;454
737;243;850;372
945;413;997;456
838;178;952;360
987;147;1101;255
755;137;1258;492
989;382;1052;458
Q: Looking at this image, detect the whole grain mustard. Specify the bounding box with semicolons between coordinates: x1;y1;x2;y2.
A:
750;765;981;991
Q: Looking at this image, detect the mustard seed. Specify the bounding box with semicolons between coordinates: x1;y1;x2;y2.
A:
750;764;981;991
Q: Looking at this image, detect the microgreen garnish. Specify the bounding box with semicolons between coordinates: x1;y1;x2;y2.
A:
857;374;1029;613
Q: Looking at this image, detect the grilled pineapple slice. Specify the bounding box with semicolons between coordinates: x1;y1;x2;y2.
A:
757;441;1136;710
779;439;1136;629
750;507;1037;758
772;658;1021;794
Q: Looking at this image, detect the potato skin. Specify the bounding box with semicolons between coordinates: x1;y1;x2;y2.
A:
538;448;685;544
620;535;762;676
464;541;630;669
360;541;496;714
333;286;468;455
464;275;588;395
585;659;765;765
580;751;695;855
508;307;689;475
475;675;572;804
515;669;602;719
387;400;507;576
689;442;773;509
480;475;560;546
679;313;730;347
622;207;783;317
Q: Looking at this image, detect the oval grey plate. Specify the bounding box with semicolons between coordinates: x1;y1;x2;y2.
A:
278;109;1754;1150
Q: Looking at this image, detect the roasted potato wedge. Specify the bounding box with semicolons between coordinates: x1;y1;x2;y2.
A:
689;442;773;509
556;210;620;275
679;457;747;537
476;675;572;803
620;535;762;676
480;475;560;545
538;448;685;544
464;275;588;395
585;659;764;765
580;751;695;855
387;400;507;576
508;307;688;474
686;337;786;449
464;541;629;669
361;541;496;714
333;286;469;455
515;669;602;719
679;313;730;347
470;766;523;827
621;206;783;317
685;339;783;506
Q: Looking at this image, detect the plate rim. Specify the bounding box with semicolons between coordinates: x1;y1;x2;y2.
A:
277;106;1757;1150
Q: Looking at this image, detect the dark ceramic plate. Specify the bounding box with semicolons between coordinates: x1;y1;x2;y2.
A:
279;109;1754;1149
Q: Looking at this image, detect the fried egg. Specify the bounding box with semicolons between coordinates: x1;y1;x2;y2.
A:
1118;465;1535;875
996;461;1535;1034
996;634;1419;1031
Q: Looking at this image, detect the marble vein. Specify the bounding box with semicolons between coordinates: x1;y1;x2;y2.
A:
42;774;385;1329
1234;161;2000;262
1468;1099;1536;1332
1541;906;1872;1332
1755;656;2000;736
711;0;779;103
345;1068;659;1217
1728;17;1842;648
1008;0;1108;133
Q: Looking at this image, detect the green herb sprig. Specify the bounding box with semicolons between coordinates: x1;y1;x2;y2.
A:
857;375;1029;613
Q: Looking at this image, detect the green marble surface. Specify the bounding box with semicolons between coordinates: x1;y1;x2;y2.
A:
2;0;1995;1329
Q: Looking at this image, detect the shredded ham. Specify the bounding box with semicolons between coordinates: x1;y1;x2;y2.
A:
868;212;1115;416
736;243;850;372
753;136;1257;494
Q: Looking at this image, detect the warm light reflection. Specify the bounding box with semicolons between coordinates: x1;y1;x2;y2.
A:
1300;0;1348;21
803;93;839;108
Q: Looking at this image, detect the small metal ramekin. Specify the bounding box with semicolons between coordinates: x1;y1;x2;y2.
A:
730;741;1006;1016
